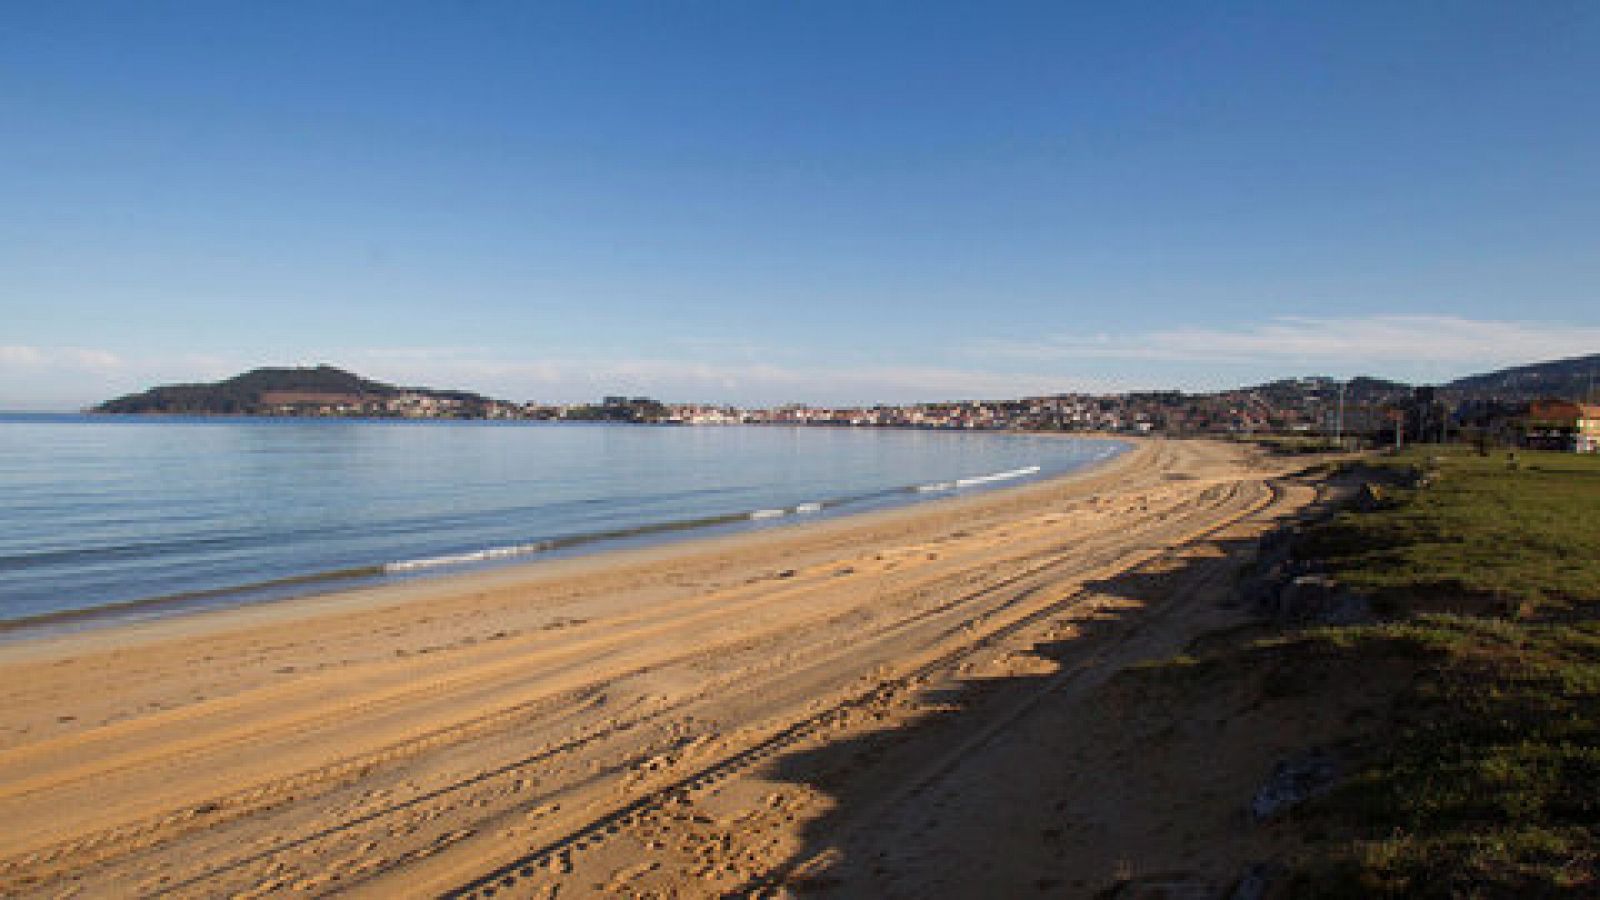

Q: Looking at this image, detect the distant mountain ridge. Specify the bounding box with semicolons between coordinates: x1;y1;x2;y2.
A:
94;365;491;415
1441;352;1600;401
1226;356;1597;407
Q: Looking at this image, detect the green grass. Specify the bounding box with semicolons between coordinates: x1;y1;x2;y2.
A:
1120;446;1600;895
1288;616;1600;897
1281;449;1600;895
1297;446;1600;615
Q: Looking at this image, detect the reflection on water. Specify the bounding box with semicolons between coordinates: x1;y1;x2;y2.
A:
0;414;1123;627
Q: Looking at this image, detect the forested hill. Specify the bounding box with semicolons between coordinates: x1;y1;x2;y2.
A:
1442;353;1600;402
93;365;489;415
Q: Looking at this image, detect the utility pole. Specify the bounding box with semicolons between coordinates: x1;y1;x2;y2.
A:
1335;381;1346;450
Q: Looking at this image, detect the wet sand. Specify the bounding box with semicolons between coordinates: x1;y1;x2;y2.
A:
0;438;1325;897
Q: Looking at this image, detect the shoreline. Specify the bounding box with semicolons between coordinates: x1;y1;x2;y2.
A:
0;432;1134;651
0;437;1319;897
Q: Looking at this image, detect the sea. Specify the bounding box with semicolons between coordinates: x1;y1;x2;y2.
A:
0;414;1126;634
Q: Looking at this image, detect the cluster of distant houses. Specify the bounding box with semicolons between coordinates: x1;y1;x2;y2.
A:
1522;399;1600;453
258;390;521;419
254;388;1600;453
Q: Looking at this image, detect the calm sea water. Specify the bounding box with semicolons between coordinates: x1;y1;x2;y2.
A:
0;415;1125;631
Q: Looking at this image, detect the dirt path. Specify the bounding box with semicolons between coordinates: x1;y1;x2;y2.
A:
0;439;1322;898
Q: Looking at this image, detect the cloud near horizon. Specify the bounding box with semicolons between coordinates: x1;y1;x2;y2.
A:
974;315;1600;369
4;314;1597;410
0;345;124;372
334;352;1096;406
0;345;1098;410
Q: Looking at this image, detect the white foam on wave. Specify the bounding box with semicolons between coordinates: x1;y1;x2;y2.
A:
384;463;1047;576
384;541;549;574
954;465;1041;488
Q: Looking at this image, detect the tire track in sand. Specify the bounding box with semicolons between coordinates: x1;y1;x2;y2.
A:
423;479;1280;899
0;450;1209;891
0;443;1304;898
142;480;1252;897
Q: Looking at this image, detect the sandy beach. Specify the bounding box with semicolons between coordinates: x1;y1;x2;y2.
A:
0;438;1330;898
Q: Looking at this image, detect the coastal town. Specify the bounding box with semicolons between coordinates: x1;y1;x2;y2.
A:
94;360;1600;453
515;388;1598;453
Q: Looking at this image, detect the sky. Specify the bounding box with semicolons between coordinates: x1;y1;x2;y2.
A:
3;1;1599;409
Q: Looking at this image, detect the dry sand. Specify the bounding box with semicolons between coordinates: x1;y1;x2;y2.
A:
0;438;1330;898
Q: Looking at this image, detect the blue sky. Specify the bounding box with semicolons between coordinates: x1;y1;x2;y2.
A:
4;1;1598;408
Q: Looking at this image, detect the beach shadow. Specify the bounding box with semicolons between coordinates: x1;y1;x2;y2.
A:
728;524;1284;899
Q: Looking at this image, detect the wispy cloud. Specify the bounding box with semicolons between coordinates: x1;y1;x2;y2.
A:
10;314;1597;412
342;352;1097;405
974;315;1600;368
0;346;247;409
0;344;1103;409
0;345;123;372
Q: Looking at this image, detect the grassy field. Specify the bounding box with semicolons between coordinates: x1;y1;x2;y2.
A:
1304;447;1600;615
1139;446;1600;896
1295;447;1599;896
1288;616;1599;896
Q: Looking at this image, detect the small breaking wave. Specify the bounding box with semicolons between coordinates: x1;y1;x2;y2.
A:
379;463;1049;578
916;464;1042;493
955;465;1041;487
383;498;827;578
384;541;553;574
